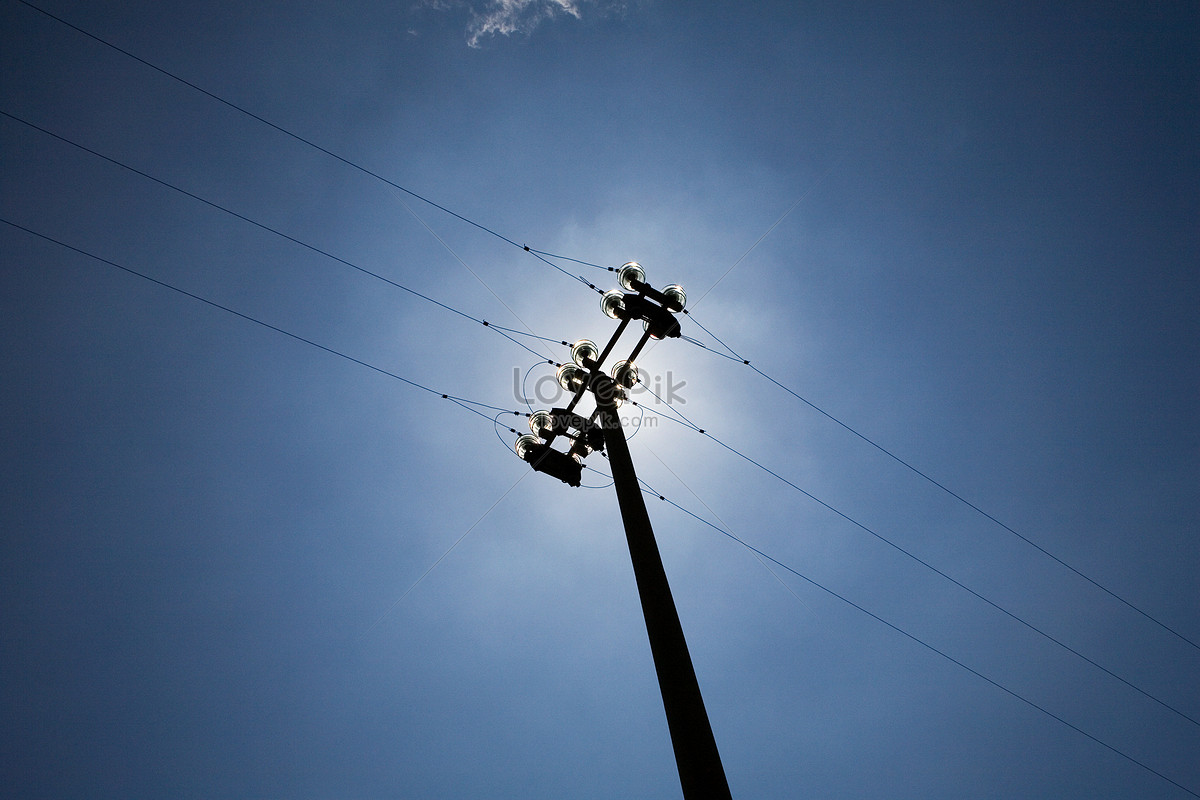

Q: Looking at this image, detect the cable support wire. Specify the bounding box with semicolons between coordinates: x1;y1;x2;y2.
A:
630;477;1200;798
626;372;1199;727
15;0;593;289
2;217;527;426
679;310;1200;654
526;248;608;270
0;109;575;366
576;464;615;490
678;334;746;363
631;380;706;434
390;189;563;362
624;396;648;442
681;312;748;363
519;360;559;414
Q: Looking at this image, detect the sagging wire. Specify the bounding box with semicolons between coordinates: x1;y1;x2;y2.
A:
681;306;1200;654
0;109;570;365
525;248;609;271
625;362;1200;729
15;1;605;292
623;395;648;442
580;464;615;490
2;217;528;426
630;477;1199;798
520;357;570;414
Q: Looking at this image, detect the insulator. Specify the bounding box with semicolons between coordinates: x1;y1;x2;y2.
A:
570;339;599;368
661;284;687;312
617;261;646;291
600;290;626;320
529;410;554;438
611;360;640;389
556;363;586;392
514;434;541;460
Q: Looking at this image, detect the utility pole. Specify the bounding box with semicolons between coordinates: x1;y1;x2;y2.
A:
514;262;732;799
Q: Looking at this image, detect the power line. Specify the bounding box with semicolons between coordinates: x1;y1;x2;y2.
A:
0;108;568;364
21;0;1179;655
526;248;608;270
628;384;1200;728
631;477;1200;799
633;447;817;615
1;217;527;426
14;0;592;287
393;190;558;361
678;313;1200;654
16;0;1194;774
10;5;669;344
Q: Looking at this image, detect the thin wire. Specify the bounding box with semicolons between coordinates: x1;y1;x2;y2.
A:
633;381;704;433
572;272;614;295
525;248;601;285
683;314;747;362
393;191;558;360
636;448;815;616
681;311;1200;654
490;324;567;346
521;360;565;413
624;396;648;442
444;396;515;425
637;483;1200;799
0;108;560;364
520;361;545;413
631;381;1200;727
679;334;744;363
13;0;581;282
526;248;608;270
579;464;615;490
492;410;532;451
2;217;524;420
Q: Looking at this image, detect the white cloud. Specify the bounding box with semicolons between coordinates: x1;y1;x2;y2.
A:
422;0;631;47
468;0;581;47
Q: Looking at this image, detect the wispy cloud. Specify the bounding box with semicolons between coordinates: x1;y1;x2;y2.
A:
424;0;629;47
469;0;580;47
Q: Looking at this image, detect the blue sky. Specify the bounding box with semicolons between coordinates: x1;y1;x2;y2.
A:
2;1;1198;797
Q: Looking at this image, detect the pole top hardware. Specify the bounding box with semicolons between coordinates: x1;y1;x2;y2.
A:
515;259;684;480
602;263;686;339
514;433;583;486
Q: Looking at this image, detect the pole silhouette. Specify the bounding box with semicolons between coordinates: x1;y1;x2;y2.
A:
598;399;732;800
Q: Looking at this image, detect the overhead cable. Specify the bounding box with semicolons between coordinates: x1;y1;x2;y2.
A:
634;478;1199;799
679;310;1200;654
0;109;567;364
630;383;1200;727
1;217;526;425
15;0;596;285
